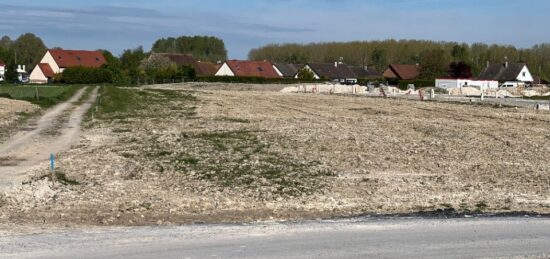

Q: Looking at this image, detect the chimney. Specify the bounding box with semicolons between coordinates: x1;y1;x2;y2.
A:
504;56;508;68
334;62;338;68
364;65;368;71
486;61;490;68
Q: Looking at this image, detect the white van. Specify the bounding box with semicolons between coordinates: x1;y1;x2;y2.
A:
499;81;519;88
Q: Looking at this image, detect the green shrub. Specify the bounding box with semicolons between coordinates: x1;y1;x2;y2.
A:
59;67;113;84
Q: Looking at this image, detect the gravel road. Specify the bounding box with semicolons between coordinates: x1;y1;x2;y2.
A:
1;217;549;259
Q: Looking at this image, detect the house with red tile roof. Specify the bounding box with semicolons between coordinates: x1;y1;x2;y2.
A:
215;60;281;79
29;49;106;84
383;64;420;80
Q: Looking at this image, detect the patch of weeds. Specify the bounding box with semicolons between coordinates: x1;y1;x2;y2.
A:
91;86;198;122
40;171;81;186
175;155;199;165
459;202;469;212
112;128;132;133
217;117;251;123
140;202;152;210
120;152;135;158
475;201;489;212
349;107;389;115
440;203;453;209
174;129;333;197
156;150;173;157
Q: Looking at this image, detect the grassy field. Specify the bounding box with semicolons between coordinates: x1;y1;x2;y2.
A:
0;85;81;108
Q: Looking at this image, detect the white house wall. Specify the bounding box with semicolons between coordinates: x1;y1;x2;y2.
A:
40;51;61;73
29;64;48;84
436;79;498;90
516;66;534;82
273;65;283;77
215;63;235;76
436;79;460;89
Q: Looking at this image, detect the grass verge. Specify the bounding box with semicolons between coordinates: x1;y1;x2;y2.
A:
0;85;81;108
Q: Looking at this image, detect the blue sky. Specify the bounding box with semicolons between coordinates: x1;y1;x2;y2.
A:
0;0;548;59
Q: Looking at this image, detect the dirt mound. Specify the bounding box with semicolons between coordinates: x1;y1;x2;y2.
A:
448;87;482;96
282;84;367;94
0;98;40;140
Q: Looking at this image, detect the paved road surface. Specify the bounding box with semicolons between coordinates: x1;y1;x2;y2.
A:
1;217;549;258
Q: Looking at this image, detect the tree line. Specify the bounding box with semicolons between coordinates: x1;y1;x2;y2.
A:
248;40;550;80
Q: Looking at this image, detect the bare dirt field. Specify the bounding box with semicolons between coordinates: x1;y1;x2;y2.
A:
1;83;549;229
0;98;40;142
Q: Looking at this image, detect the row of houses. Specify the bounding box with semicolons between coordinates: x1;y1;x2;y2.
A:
22;48;547;88
215;60;382;84
381;62;542;89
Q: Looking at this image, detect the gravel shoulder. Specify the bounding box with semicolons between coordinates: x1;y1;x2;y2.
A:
0;83;549;229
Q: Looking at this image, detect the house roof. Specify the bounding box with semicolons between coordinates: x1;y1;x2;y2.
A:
193;61;219;76
477;63;526;81
307;63;357;79
225;60;280;78
49;49;106;68
38;63;55;78
152;53;197;66
386;64;420;80
349;66;381;79
274;63;302;77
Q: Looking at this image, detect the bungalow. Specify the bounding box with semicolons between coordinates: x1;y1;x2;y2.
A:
382;64;420;80
295;62;357;84
273;63;302;78
0;60;5;81
215;60;280;78
147;53;219;76
477;62;533;87
29;49;106;84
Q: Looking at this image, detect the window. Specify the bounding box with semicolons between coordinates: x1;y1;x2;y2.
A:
257;67;263;72
522;72;526;77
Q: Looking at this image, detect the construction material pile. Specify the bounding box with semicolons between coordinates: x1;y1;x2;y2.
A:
281;84;367;94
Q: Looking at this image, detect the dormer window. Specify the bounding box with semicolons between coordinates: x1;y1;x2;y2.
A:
76;56;81;61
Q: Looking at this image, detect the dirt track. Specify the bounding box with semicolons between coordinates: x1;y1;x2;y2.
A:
1;84;549;228
0;87;97;190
